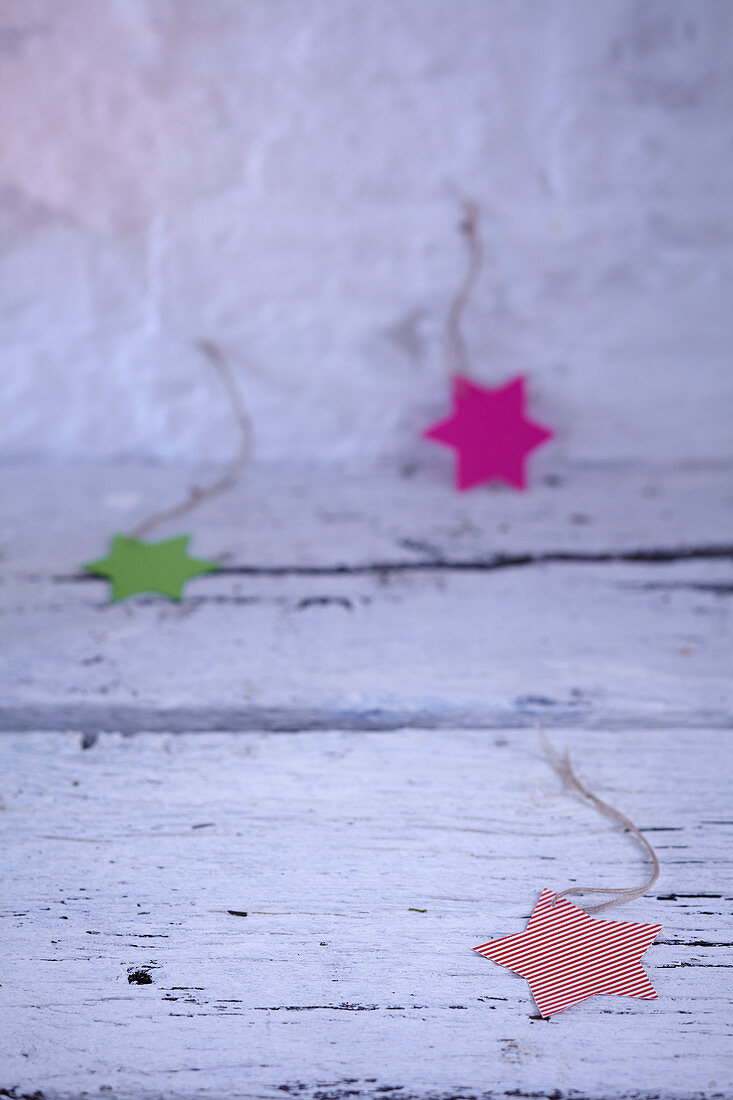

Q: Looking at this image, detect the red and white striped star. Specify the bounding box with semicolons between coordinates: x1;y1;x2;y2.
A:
474;888;662;1017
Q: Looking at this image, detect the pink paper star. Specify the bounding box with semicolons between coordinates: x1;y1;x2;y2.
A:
424;375;553;490
474;888;662;1017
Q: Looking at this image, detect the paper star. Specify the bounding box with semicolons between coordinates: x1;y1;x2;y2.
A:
474;888;662;1017
84;534;220;602
424;375;553;490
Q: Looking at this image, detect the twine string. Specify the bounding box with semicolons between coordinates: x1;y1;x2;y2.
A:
537;724;660;914
445;199;483;379
128;340;252;540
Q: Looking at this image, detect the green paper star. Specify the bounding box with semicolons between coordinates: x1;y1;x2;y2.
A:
84;534;220;602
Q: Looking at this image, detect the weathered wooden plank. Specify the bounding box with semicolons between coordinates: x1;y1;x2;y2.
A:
2;559;731;731
1;464;731;731
3;461;732;569
0;728;729;1100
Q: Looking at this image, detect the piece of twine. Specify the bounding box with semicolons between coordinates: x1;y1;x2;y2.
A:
444;199;483;379
128;340;252;541
537;724;660;914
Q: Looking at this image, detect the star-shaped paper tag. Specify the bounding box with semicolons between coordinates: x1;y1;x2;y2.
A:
474;888;662;1017
424;374;553;491
84;534;220;602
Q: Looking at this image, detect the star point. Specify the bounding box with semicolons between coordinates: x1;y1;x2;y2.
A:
84;534;220;602
474;888;662;1017
424;374;553;491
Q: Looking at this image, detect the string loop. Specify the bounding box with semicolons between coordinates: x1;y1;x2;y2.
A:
128;340;252;540
537;724;660;914
445;199;483;378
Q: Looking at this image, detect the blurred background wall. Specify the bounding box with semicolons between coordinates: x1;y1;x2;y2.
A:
1;0;731;468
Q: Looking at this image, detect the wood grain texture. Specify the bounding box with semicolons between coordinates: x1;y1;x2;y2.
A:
1;462;732;731
4;461;732;568
0;728;730;1100
1;462;730;1097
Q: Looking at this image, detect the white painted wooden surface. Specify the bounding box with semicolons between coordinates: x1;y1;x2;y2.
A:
1;462;731;731
1;728;730;1100
1;461;731;1098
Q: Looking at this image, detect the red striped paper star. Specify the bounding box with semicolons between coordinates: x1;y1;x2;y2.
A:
474;888;662;1017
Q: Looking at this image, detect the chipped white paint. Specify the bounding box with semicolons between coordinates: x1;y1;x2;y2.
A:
1;1;732;465
3;460;732;570
0;453;730;1098
1;462;731;732
0;728;730;1100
